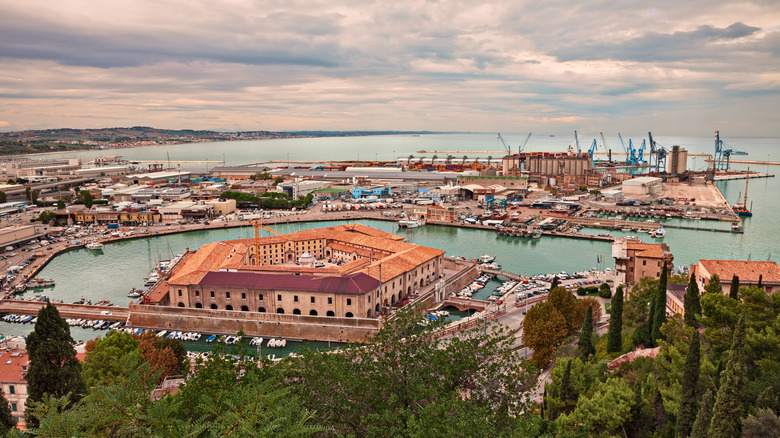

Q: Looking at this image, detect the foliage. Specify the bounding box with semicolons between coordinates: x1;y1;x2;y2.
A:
741;408;780;438
547;287;584;336
0;387;15;433
557;378;635;435
283;305;537;436
79;190;94;209
730;275;740;300
624;276;659;329
607;286;624;354
684;273;702;327
56;199;66;210
252;171;273;180
577;297;602;326
651;266;668;345
700;289;741;354
705;273;722;295
599;282;612;299
25;302;87;428
524;302;568;366
82;330;142;387
676;331;701;438
36;210;57;224
578;306;595;358
690;389;714;438
669;273;689;284
709;311;748;438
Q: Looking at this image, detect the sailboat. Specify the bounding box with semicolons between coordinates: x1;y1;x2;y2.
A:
732;168;753;217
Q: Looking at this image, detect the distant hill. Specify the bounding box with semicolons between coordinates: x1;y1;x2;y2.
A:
0;127;441;156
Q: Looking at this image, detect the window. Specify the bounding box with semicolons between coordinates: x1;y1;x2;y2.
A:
8;386;14;395
642;260;646;266
210;291;215;298
178;289;182;297
328;297;333;305
310;296;315;304
259;294;264;301
226;292;231;299
278;294;282;301
347;298;352;306
241;292;246;300
11;403;16;412
294;295;299;303
195;290;200;297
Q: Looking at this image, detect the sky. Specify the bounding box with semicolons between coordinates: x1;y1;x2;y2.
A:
0;0;779;135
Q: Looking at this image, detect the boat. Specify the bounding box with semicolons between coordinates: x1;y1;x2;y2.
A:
731;223;743;233
85;241;104;251
732;167;754;217
27;278;55;288
127;288;143;298
206;335;217;343
398;218;426;228
478;254;495;264
650;226;665;238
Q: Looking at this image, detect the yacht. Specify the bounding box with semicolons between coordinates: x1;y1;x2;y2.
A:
650;226;665;238
478;254;496;264
127;288;143;298
85;241;103;251
398;218;426;228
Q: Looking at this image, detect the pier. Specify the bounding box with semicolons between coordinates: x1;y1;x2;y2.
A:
0;300;128;322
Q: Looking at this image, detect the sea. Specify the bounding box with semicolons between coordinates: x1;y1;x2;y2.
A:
4;133;778;348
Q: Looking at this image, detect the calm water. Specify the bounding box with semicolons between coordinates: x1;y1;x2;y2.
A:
6;133;779;344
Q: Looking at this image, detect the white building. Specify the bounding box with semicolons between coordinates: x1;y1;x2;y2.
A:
622;177;662;195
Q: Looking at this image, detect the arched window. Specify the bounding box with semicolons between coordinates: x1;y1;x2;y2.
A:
210;304;218;309
345;312;354;318
225;305;233;311
326;310;335;317
277;308;285;314
258;307;266;313
375;304;380;312
177;302;185;307
241;305;249;312
195;303;203;308
293;309;301;315
309;310;318;316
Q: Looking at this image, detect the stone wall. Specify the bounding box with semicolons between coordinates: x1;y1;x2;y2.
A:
127;304;381;342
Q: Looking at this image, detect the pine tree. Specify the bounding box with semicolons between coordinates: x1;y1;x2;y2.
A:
758;274;763;289
541;387;547;419
729;275;740;300
0;389;15;432
755;387;776;412
607;285;624;353
684;273;702;327
651;266;668;345
690;390;714;438
677;331;701;438
550;276;559;291
559;360;577;411
578;305;595;358
709;311;748;438
25;302;86;428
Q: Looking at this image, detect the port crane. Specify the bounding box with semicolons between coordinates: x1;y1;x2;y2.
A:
497;132;532;155
647;132;668;173
714;131;747;171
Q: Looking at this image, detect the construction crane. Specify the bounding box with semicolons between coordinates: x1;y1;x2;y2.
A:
252;220;286;265
648;132;668;173
587;139;598;161
627;138;647;165
714;131;748;171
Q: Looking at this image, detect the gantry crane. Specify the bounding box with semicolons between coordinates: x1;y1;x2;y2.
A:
714;131;747;171
497;132;532;155
648;132;668;173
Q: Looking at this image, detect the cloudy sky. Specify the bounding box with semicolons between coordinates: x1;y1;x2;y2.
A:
1;0;778;135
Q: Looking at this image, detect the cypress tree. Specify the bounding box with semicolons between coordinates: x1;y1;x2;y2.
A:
559;360;577;412
550;276;559;291
755;387;776;412
684;273;702;327
677;331;701;438
25;302;86;428
758;274;763;289
607;285;624;353
690;390;714;438
578;305;595;357
0;389;14;433
541;386;547;419
729;275;740;300
651;266;668;345
709;311;748;438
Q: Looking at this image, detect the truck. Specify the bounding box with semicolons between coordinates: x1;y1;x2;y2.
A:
107;223;119;229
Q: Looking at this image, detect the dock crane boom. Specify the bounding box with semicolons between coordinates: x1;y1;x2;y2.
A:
648;132;668;173
588;139;598;161
714;131;748;170
518;132;532;152
497;132;532;155
574;130;581;154
618;133;630;165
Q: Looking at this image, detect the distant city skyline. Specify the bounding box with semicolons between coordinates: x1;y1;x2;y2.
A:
1;0;778;136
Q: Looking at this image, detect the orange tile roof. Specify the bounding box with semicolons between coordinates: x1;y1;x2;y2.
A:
0;351;28;384
627;242;665;259
699;259;780;283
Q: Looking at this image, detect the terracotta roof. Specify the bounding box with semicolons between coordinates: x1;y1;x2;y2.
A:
199;271;379;295
0;351;28;384
699;259;780;283
627;242;665;259
667;284;687;302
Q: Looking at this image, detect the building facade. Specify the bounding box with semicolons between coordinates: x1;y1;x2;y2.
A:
694;259;780;294
612;238;674;290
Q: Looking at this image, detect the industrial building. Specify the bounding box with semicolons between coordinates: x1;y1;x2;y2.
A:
622;176;662;195
152;224;446;319
501;152;592;185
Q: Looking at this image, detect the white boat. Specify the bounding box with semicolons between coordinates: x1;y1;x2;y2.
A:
651;227;666;238
478;254;495;264
127;288;142;298
398;218;426;228
85;241;103;251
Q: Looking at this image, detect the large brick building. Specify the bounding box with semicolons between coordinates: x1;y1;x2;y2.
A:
693;259;780;294
149;224;446;319
612;238;674;289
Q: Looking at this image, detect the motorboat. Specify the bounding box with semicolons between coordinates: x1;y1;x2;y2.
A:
398;218;426;228
478;254;495;264
85;241;104;251
127;288;143;298
650;226;665;238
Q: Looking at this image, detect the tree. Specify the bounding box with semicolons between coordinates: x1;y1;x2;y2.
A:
82;330;142;387
547;287;584;336
690;390;714;438
607;286;624;354
684;273;702;327
599;282;612;299
30;189;39;204
677;331;701;438
652;266;668;345
577;297;602;325
557;378;635;435
559;360;578;410
709;311;748;437
56;199;66;210
81;190;94;209
705;273;722;295
550;276;559;291
0;389;15;432
758;274;763;290
25;302;87;427
0;191;6;204
578;306;595;358
742;409;780;438
523;301;568;366
36;210;57;225
729;275;740;300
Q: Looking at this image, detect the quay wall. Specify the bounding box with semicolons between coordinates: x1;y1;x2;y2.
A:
127;304;381;342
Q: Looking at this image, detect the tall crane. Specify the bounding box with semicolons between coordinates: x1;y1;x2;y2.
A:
587;139;598;161
497;132;532;155
600;132;612;162
714;131;747;171
574;131;581;154
617;133;630;165
648;132;668;173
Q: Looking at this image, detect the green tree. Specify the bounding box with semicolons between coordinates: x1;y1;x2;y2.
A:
82;330;142;387
36;210;57;224
758;274;763;289
523;301;569;366
651;266;668;345
25;302;87;428
607;285;623;354
80;190;94;209
709;311;748;438
705;273;722;295
729;275;740;300
599;282;612;299
547;286;584;336
56;199;66;210
578;306;595;358
557;378;635;435
624;276;658;328
559;360;578;411
690;389;714;438
684;273;702;327
550;276;559;291
700;290;741;354
677;331;701;438
741;409;780;438
0;388;15;433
